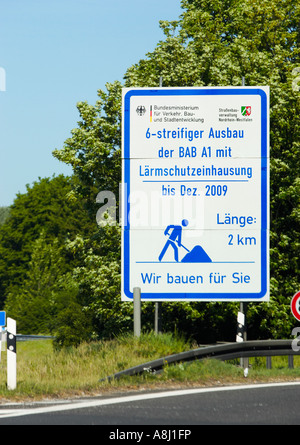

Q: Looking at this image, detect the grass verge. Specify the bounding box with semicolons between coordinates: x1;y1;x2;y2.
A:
0;332;299;402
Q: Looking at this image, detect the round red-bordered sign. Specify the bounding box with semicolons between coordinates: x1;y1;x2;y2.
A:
291;291;300;321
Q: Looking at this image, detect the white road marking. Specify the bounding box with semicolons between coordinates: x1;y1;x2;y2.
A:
0;381;300;419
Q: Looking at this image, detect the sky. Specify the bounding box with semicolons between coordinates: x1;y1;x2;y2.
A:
0;0;183;207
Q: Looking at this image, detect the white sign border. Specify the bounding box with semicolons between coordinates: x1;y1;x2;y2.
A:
122;87;269;302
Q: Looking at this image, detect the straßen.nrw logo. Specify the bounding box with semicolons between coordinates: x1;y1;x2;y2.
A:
241;106;251;116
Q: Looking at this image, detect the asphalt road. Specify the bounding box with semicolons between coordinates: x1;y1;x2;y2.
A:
0;382;300;426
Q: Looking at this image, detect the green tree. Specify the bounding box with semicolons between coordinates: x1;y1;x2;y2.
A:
64;228;131;340
0;175;93;306
4;232;78;334
53;82;122;219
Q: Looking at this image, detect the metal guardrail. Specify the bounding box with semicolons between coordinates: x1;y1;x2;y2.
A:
11;336;300;378
104;340;300;381
16;334;55;341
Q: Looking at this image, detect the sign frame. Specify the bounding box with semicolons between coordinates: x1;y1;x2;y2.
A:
122;87;269;302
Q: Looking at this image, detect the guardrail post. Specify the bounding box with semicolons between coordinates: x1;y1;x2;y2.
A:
7;317;16;390
288;355;294;369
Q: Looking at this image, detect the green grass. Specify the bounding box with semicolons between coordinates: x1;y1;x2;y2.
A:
0;333;299;401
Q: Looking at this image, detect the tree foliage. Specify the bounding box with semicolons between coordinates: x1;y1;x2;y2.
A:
4;232;78;334
52;82;122;218
0;175;93;308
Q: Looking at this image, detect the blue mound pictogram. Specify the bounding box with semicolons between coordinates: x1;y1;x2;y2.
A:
181;245;212;263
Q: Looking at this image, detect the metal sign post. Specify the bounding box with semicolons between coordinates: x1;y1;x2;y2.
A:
133;287;141;337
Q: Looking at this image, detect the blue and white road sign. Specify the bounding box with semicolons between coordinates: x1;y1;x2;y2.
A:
122;87;269;301
0;311;6;326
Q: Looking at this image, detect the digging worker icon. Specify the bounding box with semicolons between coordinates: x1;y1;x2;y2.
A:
159;219;189;262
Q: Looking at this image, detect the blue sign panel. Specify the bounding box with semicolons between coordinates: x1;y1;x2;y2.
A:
122;87;269;301
0;311;6;326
